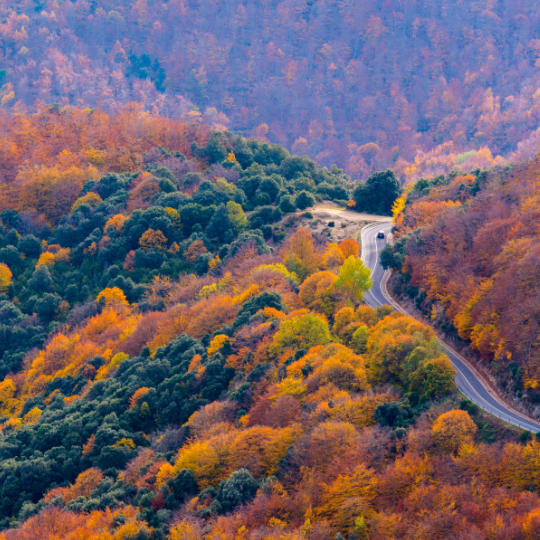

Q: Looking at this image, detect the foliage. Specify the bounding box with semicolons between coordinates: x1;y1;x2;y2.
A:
352;170;401;215
431;409;477;453
334;256;372;304
0;2;538;182
392;157;540;399
0;110;536;540
270;312;332;356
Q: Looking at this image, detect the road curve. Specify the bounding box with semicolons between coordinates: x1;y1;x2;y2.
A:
361;221;540;433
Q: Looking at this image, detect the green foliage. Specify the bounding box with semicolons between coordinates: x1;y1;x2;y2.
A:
353;170;401;215
216;469;258;513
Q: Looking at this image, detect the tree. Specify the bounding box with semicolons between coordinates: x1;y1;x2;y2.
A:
96;287;129;309
206;204;236;244
270;312;332;355
350;325;369;354
298;271;338;316
28;264;54;293
35;293;61;322
334;256;372;304
216;469;259;513
432;409;477;453
167;469;198;503
280;227;321;281
0;264;12;293
139;228;167;250
409;355;455;402
295;190;315;210
226;200;247;232
353;170;401;215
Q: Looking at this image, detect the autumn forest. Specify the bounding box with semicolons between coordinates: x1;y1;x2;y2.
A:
0;1;539;539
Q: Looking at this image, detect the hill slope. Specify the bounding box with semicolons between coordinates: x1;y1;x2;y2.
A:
0;110;537;539
387;154;540;407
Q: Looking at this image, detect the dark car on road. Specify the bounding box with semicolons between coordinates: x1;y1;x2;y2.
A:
377;231;385;239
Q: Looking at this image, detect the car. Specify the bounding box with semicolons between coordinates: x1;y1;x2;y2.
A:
376;231;385;239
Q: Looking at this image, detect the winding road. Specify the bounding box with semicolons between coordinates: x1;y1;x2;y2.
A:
361;220;540;433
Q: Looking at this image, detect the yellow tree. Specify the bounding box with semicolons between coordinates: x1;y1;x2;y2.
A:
333;256;372;304
432;409;477;453
0;263;12;292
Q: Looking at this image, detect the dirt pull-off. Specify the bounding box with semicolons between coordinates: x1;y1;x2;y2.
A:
284;202;392;243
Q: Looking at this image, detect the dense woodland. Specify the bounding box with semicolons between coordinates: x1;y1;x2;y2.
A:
0;109;537;539
1;0;539;180
384;154;540;406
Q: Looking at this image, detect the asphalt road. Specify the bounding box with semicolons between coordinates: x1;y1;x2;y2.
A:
361;221;540;433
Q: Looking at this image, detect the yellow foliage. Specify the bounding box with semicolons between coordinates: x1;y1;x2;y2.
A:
274;377;307;400
37;247;70;268
432;409;477;453
169;520;204;540
0;377;16;414
391;196;406;221
84;147;106;166
262;306;286;320
322;243;345;270
104;213;129;233
208;255;221;271
169;425;300;489
323;393;391;428
22;406;42;424
36;251;55;267
164;206;181;223
114;437;136;449
288;343;369;393
199;282;218;298
207;334;232;356
113;521;152;540
0;263;12;292
97;287;129;308
315;463;376;532
232;283;260;305
251;263;298;283
71;191;102;213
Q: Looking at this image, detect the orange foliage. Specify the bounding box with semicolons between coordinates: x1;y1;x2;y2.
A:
0;106;205;223
280;227;322;281
44;468;104;504
1;505;149;540
139;228;168;250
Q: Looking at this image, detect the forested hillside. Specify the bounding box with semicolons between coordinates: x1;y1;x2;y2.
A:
385;154;540;406
0;109;537;539
1;0;539;179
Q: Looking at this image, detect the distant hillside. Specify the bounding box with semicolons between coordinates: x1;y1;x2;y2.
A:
386;154;540;405
0;0;539;179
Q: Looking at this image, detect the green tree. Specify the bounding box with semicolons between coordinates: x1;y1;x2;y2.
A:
226;201;248;232
350;325;369;353
409;356;456;402
216;469;259;513
28;264;54;293
353;170;400;215
295;190;315;210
